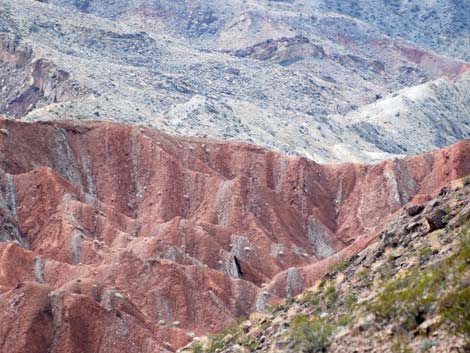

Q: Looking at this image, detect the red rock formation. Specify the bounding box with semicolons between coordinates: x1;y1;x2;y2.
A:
400;46;469;78
0;118;469;352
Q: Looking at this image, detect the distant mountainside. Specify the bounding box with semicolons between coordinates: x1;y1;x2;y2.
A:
0;0;469;162
47;0;470;62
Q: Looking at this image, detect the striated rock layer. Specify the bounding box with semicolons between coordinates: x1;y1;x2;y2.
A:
0;118;469;352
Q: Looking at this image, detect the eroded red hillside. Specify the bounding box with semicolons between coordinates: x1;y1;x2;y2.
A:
0;119;469;352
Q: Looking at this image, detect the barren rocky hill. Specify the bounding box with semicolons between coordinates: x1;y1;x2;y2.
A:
0;0;469;162
0;118;469;352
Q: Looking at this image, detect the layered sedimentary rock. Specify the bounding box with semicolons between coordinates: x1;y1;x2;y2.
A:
0;118;469;352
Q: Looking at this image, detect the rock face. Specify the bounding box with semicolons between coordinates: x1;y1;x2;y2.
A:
0;118;469;352
186;182;470;353
0;34;90;117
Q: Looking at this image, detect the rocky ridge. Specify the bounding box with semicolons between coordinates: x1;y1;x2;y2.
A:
0;34;89;117
322;0;470;62
0;118;469;352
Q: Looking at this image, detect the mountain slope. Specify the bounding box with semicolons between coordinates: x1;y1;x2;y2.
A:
322;0;470;62
0;0;468;162
0;118;469;352
181;181;470;353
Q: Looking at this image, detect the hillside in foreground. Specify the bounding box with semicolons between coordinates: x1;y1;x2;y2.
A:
181;181;470;353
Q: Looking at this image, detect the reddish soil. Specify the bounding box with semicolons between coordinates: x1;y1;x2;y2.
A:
0;119;469;352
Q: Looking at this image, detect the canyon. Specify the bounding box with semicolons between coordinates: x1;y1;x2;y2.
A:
0;118;469;352
0;1;469;352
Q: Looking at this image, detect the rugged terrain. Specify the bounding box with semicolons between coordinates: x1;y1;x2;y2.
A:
0;118;469;352
181;180;470;353
0;1;469;352
0;0;469;162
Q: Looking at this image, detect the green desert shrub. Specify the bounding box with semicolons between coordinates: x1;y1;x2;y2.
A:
298;289;320;307
368;222;470;333
204;322;241;353
192;342;203;353
30;23;41;33
291;314;333;353
439;287;470;343
324;284;338;309
328;260;350;274
367;266;445;330
343;293;358;309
